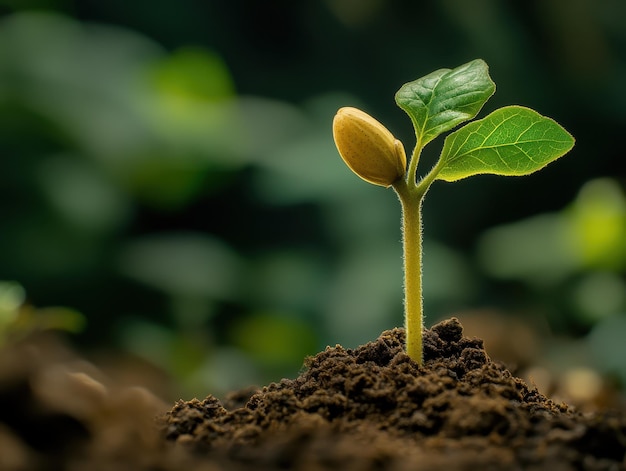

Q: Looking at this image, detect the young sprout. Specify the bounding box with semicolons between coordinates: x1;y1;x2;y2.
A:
333;59;575;365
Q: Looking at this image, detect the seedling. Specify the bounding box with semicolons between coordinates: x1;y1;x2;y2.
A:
333;59;575;365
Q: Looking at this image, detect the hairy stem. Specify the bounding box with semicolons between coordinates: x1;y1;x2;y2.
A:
393;142;442;365
397;188;424;363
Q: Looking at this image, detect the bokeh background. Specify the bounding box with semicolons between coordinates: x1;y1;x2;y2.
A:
0;0;625;406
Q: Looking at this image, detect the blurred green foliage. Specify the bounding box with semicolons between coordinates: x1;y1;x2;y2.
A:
0;2;624;398
0;281;84;344
478;178;626;385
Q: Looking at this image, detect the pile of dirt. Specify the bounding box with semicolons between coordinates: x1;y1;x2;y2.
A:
164;318;626;470
1;318;625;470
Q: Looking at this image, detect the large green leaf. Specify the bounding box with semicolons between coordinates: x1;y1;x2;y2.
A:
435;106;575;182
395;59;496;146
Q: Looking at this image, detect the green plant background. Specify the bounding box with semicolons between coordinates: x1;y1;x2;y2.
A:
0;1;624;402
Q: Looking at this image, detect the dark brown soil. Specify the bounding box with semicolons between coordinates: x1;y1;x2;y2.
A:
1;318;625;470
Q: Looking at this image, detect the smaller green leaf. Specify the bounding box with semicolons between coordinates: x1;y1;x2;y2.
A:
395;59;496;146
436;106;575;182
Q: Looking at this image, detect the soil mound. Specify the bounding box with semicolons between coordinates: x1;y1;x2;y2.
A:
164;318;626;470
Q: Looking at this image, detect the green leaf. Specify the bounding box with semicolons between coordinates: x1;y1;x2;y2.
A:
435;106;575;182
395;59;496;146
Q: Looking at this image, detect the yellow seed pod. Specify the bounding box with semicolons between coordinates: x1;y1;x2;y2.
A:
333;107;407;187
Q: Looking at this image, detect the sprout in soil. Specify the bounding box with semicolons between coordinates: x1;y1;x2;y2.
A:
333;59;575;365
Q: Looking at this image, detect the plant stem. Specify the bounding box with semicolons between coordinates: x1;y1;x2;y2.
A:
396;187;424;363
392;143;444;365
392;140;424;364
